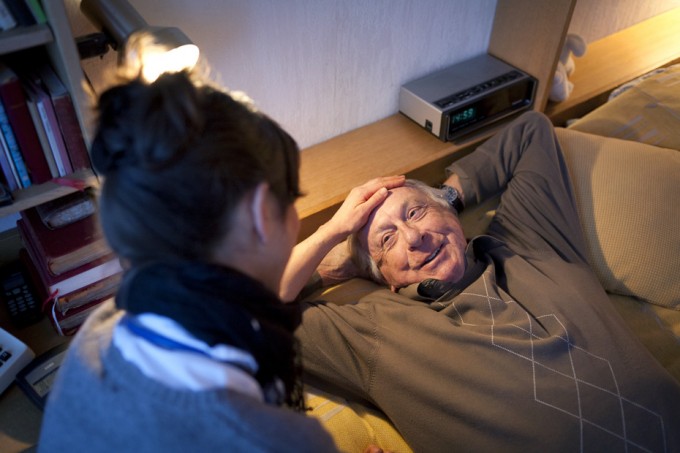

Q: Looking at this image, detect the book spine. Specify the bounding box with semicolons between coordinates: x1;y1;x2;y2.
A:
0;101;30;187
0;1;17;30
56;272;121;314
24;88;58;178
34;91;72;176
16;218;46;281
19;218;123;298
36;63;91;171
50;95;90;171
0;116;19;191
52;259;122;296
0;71;52;184
4;0;35;27
18;247;48;308
23;0;45;24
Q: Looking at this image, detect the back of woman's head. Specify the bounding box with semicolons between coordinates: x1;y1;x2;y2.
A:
91;71;301;265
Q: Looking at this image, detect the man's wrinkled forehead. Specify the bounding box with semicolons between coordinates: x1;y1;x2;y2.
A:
358;186;423;248
357;193;388;249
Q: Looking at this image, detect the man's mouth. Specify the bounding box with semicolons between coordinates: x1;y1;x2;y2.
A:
422;245;442;267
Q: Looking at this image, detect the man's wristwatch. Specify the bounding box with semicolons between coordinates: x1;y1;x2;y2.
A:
441;184;464;213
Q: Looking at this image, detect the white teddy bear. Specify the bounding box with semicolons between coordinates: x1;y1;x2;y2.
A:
549;34;587;102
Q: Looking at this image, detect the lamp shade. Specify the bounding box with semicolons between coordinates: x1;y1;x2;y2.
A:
80;0;199;82
80;0;147;48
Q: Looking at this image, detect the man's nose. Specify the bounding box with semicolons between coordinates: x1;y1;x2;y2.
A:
403;224;423;249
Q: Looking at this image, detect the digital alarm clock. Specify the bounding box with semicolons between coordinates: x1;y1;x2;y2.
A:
399;54;537;141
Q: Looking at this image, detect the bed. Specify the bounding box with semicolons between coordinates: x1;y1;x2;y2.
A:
300;64;680;453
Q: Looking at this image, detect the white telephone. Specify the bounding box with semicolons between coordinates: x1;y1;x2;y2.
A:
0;327;35;394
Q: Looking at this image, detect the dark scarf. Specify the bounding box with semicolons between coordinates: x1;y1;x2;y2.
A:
115;260;304;410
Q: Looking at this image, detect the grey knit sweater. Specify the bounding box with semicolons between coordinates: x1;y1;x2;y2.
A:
38;300;336;453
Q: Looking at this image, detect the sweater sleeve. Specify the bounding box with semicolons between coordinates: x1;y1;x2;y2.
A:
296;294;397;404
447;111;588;264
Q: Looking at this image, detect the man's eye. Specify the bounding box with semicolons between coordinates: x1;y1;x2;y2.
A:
408;206;424;220
381;233;395;248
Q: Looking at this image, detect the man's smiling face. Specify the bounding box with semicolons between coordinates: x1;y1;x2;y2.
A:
359;186;468;291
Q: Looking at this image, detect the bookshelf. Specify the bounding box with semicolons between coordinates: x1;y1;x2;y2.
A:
0;3;97;446
0;0;96;219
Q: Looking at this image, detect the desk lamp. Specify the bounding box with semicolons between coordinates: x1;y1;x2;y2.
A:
79;0;199;82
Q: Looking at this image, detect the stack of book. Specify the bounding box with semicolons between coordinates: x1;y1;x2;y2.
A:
0;52;91;194
17;192;122;335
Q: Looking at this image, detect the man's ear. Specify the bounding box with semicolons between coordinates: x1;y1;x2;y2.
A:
249;182;270;243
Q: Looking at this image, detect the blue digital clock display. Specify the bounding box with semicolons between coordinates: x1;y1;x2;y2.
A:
446;78;534;139
450;107;477;125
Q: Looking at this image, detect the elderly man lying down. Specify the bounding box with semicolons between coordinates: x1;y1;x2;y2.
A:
281;111;680;452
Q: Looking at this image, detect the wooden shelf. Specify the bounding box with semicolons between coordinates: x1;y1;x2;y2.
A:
0;24;53;55
0;169;98;217
546;7;680;125
295;114;505;239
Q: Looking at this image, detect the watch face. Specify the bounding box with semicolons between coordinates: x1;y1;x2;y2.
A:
443;185;458;203
442;185;463;213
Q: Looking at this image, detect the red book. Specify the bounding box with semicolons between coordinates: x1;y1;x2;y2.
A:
36;63;91;171
18;207;113;276
19;229;122;301
53;271;121;314
47;295;113;336
22;248;115;335
22;77;72;176
23;79;60;178
0;62;51;184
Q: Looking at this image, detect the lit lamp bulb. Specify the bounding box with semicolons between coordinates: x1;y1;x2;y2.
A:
140;42;199;83
80;0;199;82
124;27;200;83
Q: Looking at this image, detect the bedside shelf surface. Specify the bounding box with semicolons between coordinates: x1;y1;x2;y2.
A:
295;114;501;239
